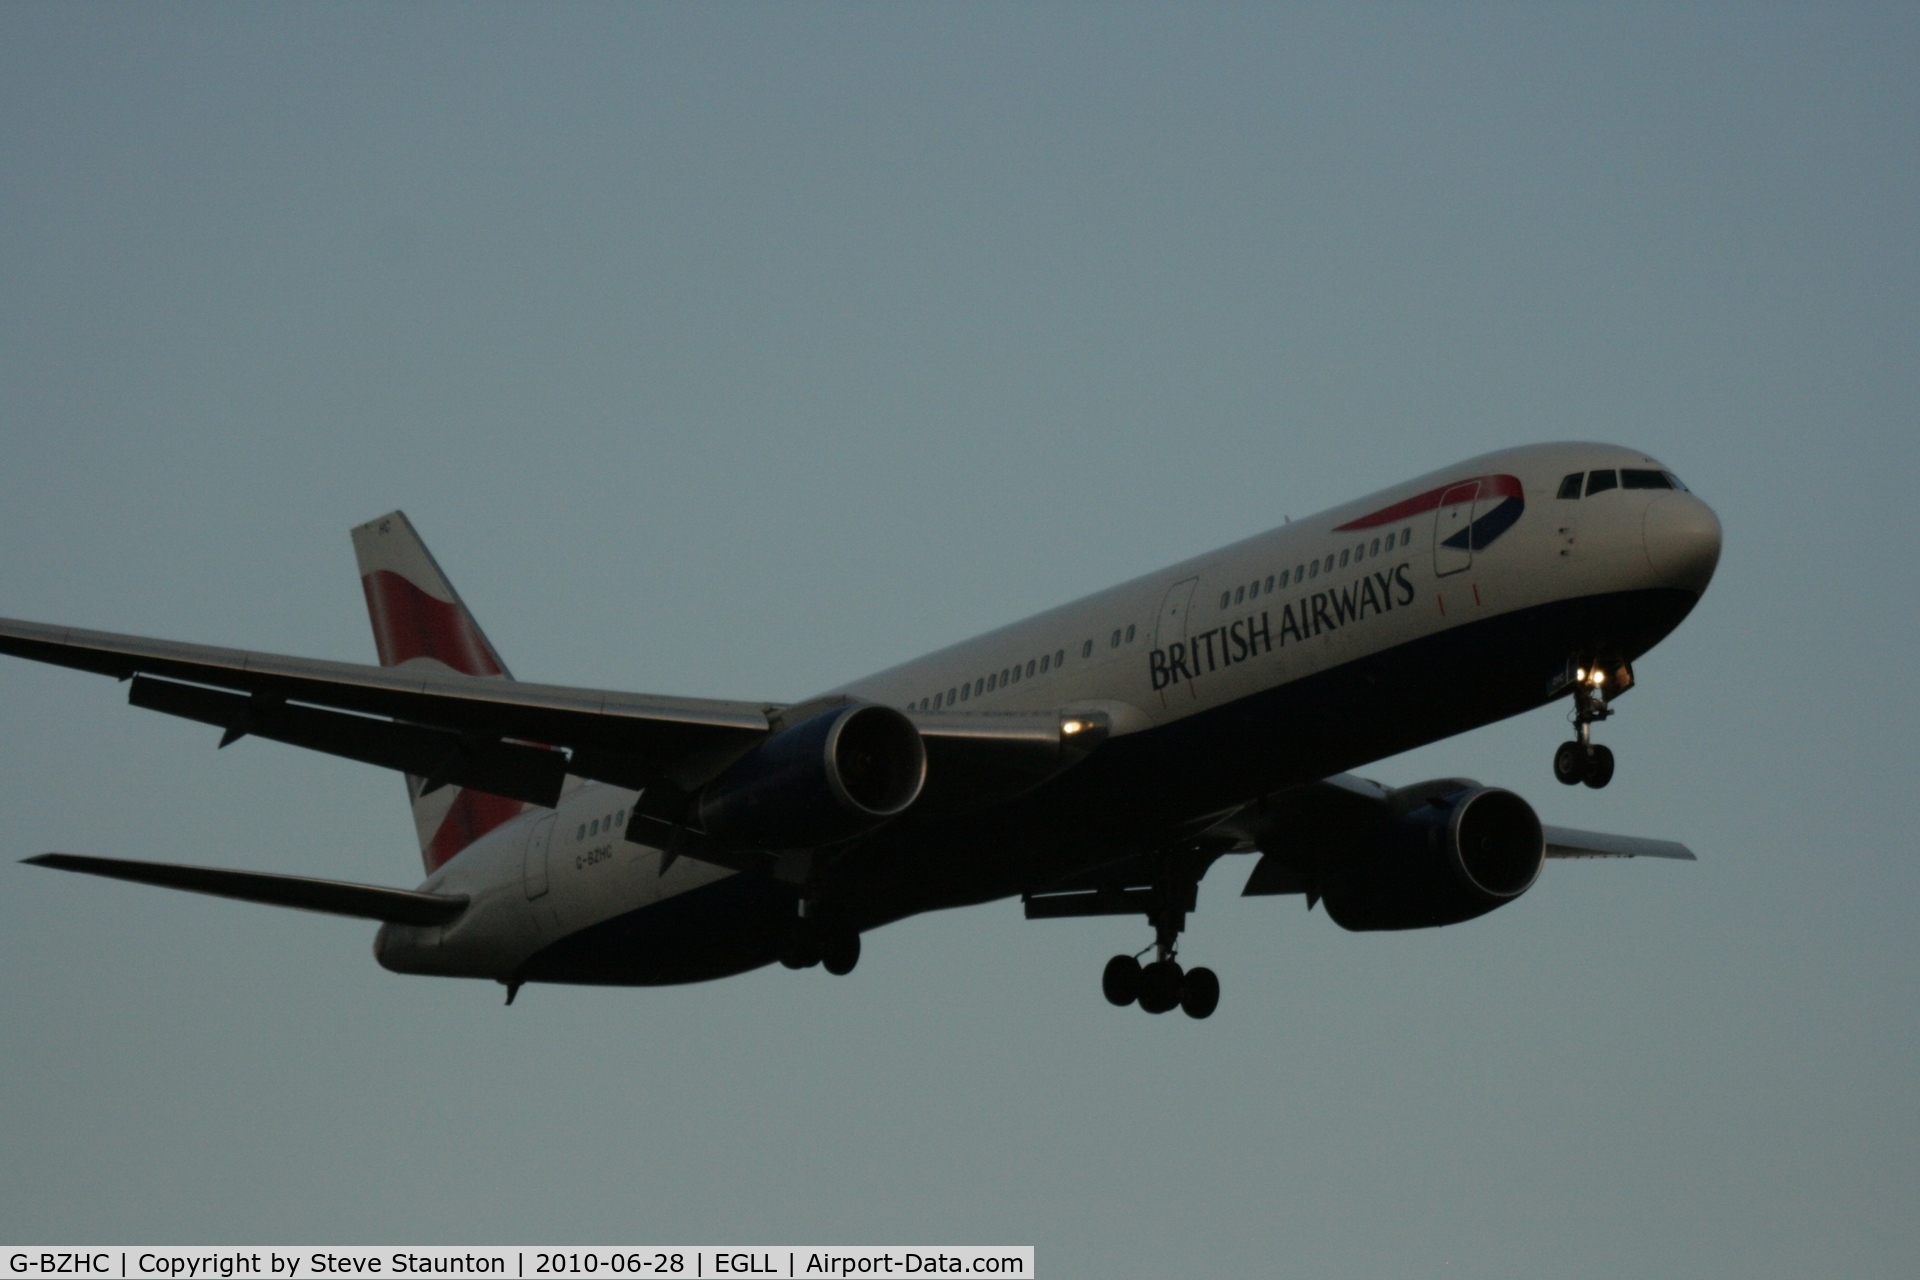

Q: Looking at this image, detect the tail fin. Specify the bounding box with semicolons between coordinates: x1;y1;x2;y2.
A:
351;511;525;874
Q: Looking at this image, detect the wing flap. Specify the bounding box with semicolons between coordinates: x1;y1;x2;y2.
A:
23;853;469;924
129;675;571;808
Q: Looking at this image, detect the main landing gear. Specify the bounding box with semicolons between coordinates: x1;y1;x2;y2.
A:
1103;952;1219;1019
1100;871;1219;1019
1553;661;1618;789
780;917;861;975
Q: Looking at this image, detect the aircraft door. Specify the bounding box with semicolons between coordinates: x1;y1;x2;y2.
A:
1153;576;1200;705
1433;481;1481;577
522;813;554;899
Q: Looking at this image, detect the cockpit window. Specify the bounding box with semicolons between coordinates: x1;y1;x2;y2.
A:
1664;471;1689;492
1585;469;1618;496
1622;469;1672;490
1557;473;1583;499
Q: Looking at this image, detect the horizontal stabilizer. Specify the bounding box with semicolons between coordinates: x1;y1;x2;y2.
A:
23;853;469;924
1542;826;1695;860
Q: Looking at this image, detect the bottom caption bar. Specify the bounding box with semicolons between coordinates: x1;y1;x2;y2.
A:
4;1250;1033;1279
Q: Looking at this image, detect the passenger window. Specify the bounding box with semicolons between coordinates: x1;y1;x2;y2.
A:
1219;591;1231;610
976;677;985;695
1265;575;1274;592
1295;564;1305;580
959;683;970;702
1234;586;1245;604
1124;626;1134;643
948;687;958;703
1026;659;1036;678
1082;640;1093;658
1039;654;1049;673
1622;469;1672;490
987;674;996;691
1280;570;1289;587
1370;538;1380;556
1309;561;1319;579
1010;666;1021;684
1557;472;1583;499
1111;630;1122;648
577;825;586;841
1338;550;1348;568
1400;526;1411;543
1057;647;1067;665
1002;667;1012;685
616;810;625;827
1586;469;1618;496
590;819;599;836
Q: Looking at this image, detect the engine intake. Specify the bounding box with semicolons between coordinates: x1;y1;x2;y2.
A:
697;703;926;849
1320;785;1544;931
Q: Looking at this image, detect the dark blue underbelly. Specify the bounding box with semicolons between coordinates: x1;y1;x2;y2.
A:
520;586;1697;986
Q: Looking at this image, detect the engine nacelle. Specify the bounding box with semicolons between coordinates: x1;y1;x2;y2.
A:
696;703;927;849
1320;786;1544;931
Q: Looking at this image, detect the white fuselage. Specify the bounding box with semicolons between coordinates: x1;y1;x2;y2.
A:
378;441;1720;982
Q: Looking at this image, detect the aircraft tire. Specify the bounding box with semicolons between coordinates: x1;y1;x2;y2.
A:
1583;744;1616;789
1138;960;1184;1015
1102;954;1143;1006
1180;967;1220;1020
822;931;861;976
1553;741;1585;785
780;931;823;970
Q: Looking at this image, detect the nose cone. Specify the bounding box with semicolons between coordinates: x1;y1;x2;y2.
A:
1643;492;1722;595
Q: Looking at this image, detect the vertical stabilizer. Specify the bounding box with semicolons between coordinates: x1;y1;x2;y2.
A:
351;511;524;873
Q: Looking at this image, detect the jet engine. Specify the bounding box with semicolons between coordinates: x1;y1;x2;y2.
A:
696;703;927;849
1319;785;1544;931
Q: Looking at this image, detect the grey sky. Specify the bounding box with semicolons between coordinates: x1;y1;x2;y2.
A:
1;5;1915;1275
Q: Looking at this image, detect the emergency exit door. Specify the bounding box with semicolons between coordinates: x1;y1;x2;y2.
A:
522;813;555;900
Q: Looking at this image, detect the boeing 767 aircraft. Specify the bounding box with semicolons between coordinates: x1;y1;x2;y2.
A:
4;443;1720;1017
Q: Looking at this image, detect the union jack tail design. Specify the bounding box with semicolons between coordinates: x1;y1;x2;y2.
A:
350;511;524;874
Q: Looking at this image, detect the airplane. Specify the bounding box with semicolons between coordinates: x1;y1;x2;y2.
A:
4;442;1721;1018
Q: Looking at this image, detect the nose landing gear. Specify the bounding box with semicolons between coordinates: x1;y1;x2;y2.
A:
1554;660;1624;789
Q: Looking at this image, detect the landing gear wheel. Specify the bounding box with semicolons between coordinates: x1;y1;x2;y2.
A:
1582;744;1615;789
1180;966;1220;1019
1102;954;1143;1007
778;933;821;969
1138;960;1185;1014
821;931;861;976
1553;741;1585;786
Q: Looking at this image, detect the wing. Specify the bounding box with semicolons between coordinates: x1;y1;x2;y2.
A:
1237;772;1694;895
1542;826;1694;859
24;853;468;924
0;614;773;806
0;616;1110;817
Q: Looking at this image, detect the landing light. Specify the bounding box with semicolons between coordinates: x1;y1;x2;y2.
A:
1062;719;1086;736
1591;670;1606;686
